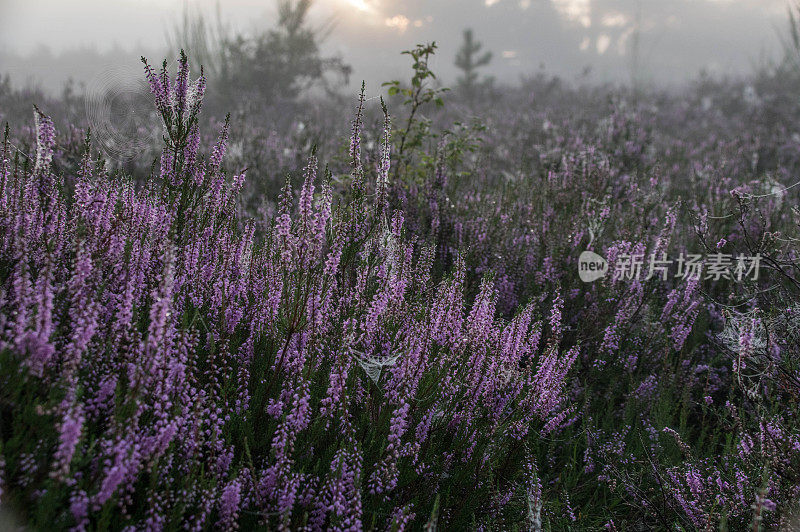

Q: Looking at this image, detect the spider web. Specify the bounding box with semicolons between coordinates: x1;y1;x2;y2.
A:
349;347;401;385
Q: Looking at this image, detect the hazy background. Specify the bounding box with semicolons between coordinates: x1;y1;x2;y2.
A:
0;0;789;95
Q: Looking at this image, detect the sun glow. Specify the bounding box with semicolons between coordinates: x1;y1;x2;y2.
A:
344;0;374;13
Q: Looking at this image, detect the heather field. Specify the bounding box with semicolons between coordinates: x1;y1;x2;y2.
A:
2;7;800;532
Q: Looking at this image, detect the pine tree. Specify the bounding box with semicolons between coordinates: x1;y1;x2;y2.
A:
454;29;492;100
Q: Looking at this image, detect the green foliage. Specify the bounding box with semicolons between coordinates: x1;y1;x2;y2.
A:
383;43;449;182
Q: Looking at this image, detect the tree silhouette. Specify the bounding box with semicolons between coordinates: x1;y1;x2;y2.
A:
454;29;492;100
169;0;351;112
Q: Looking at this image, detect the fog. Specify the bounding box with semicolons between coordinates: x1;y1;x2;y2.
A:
0;0;789;94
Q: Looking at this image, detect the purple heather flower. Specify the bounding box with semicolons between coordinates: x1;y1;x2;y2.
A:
217;479;242;531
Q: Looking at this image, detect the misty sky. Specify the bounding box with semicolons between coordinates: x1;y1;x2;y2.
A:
0;0;790;92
